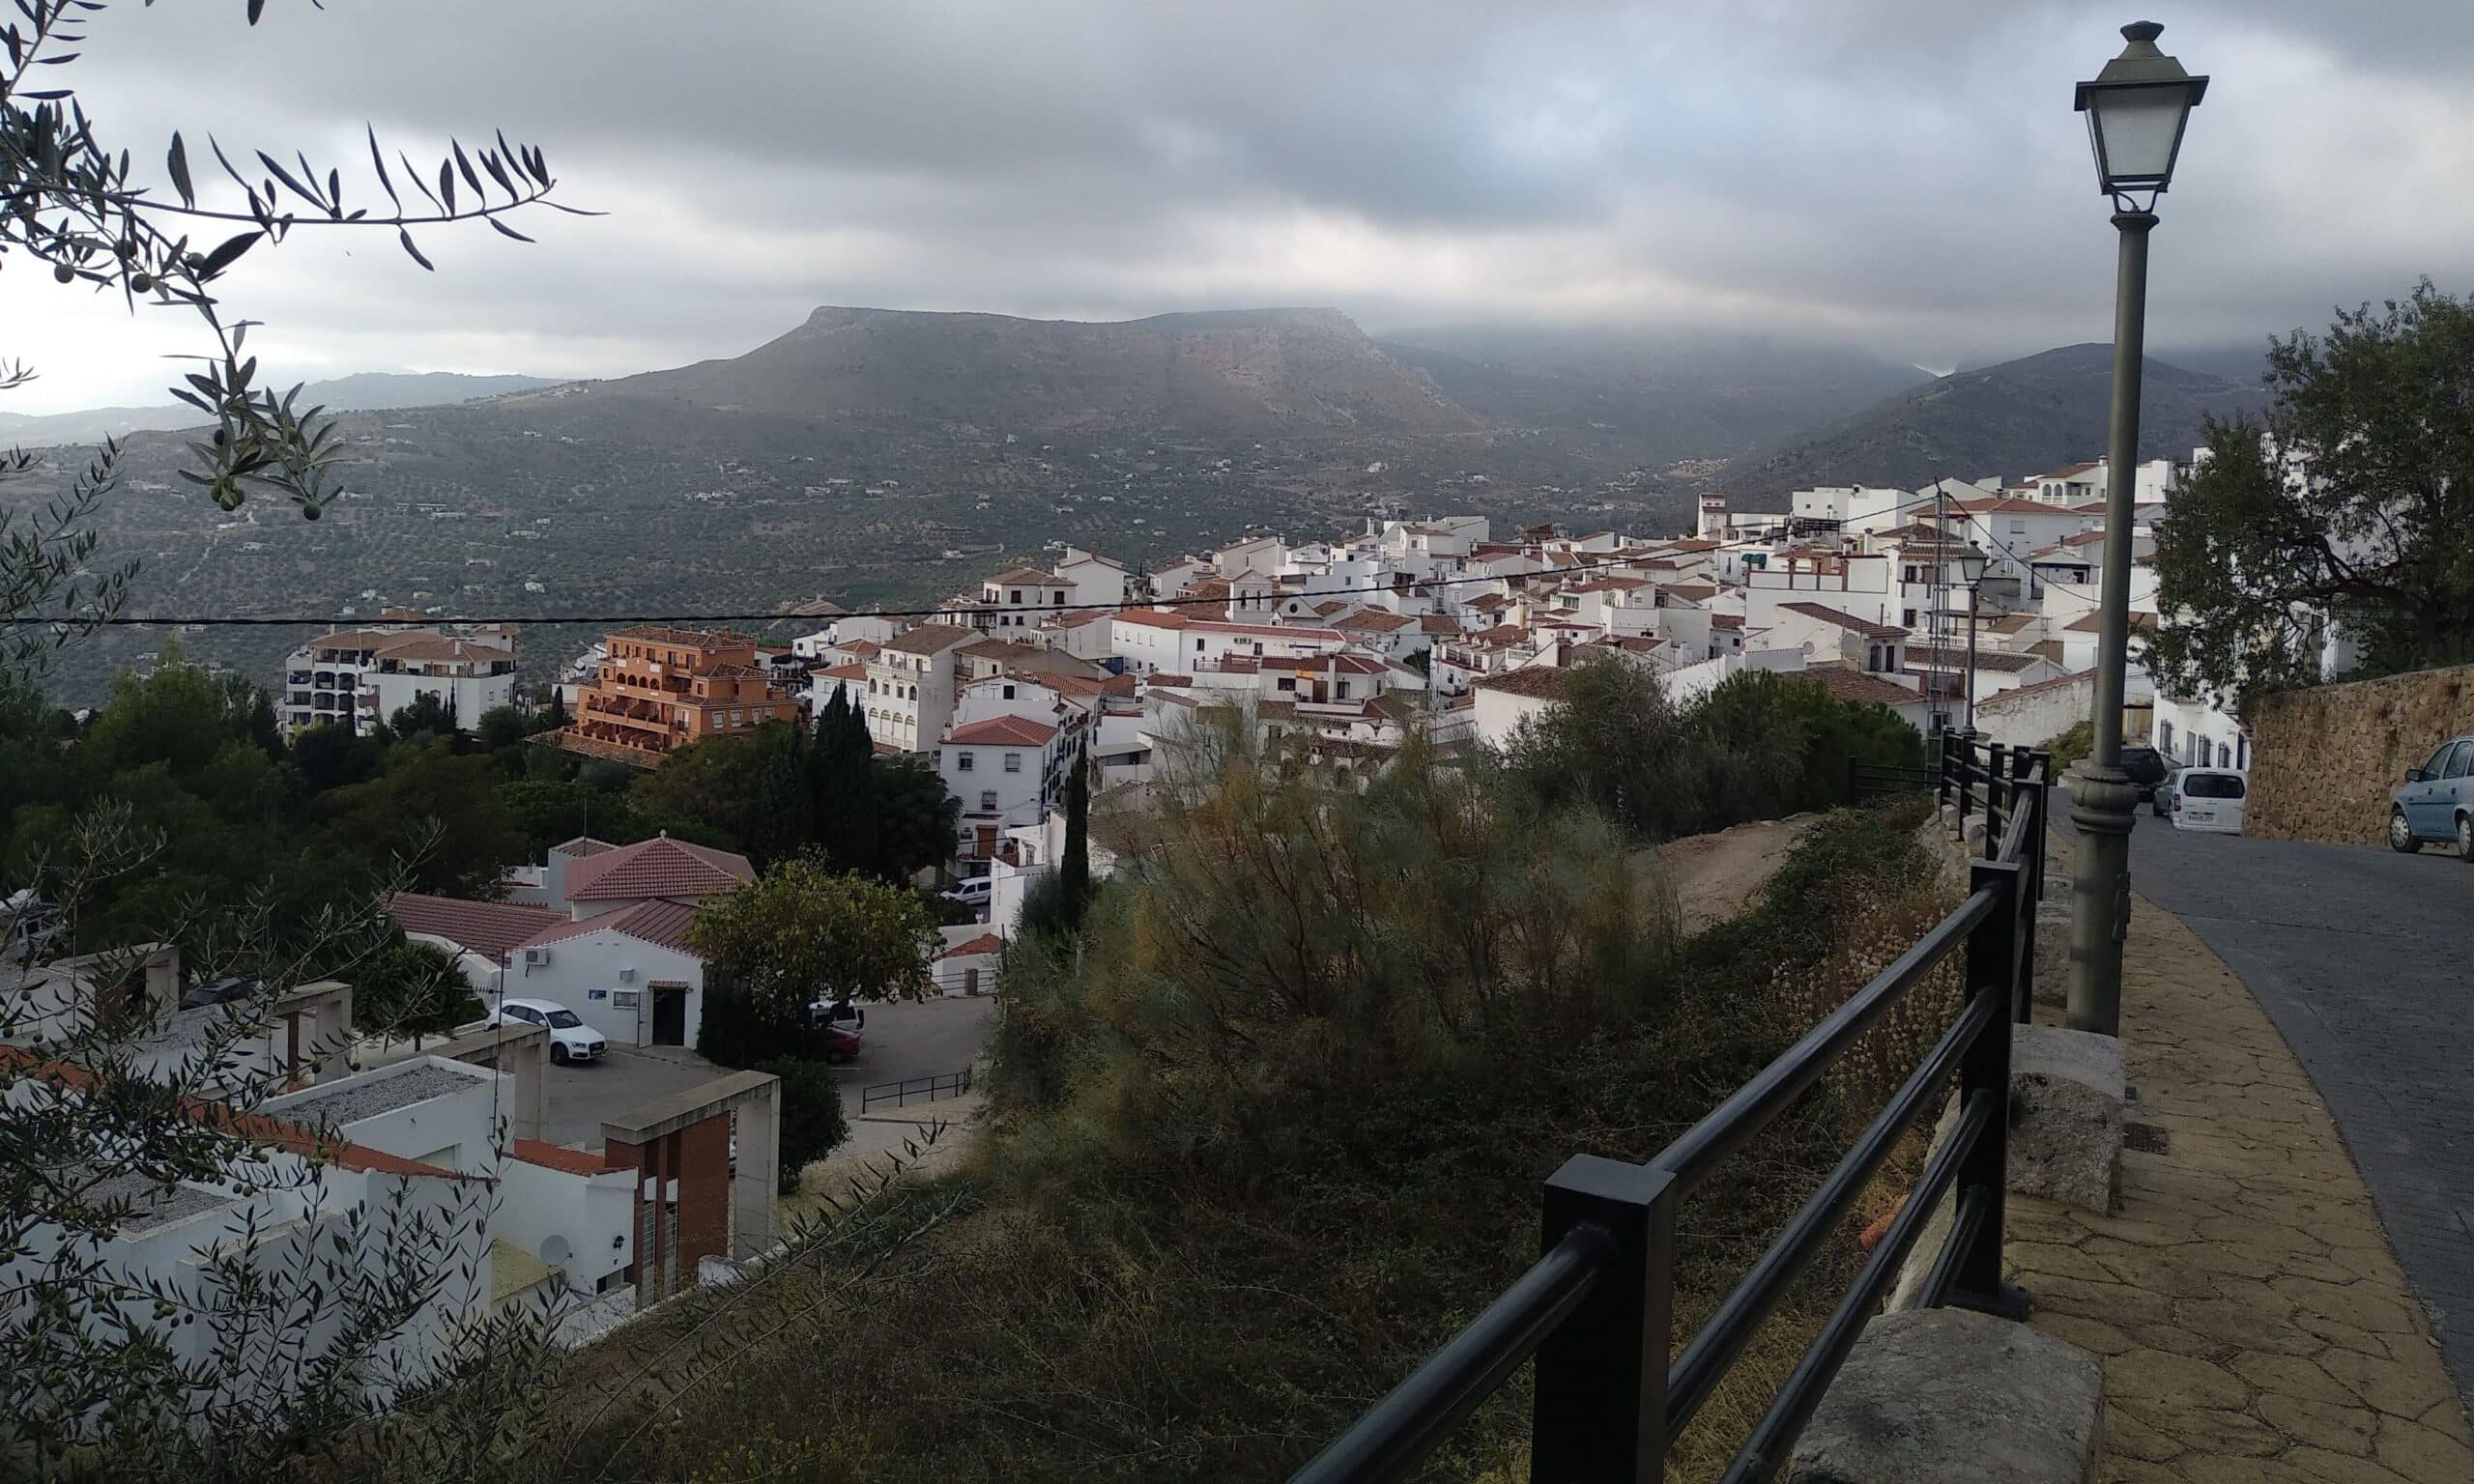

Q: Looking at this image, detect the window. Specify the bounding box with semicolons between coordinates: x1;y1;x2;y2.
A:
2158;720;2174;754
2184;772;2246;799
1003;753;1022;773
1052;591;1065;605
1903;609;1917;628
1195;638;1206;652
2428;741;2465;778
1001;684;1015;699
1010;589;1023;604
1336;680;1352;699
2444;741;2474;780
978;790;997;811
957;752;975;772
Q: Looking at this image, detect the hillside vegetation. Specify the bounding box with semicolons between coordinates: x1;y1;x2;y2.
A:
1726;341;2268;492
532;674;1959;1484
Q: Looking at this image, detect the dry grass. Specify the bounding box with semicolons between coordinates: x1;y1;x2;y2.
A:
517;808;1961;1484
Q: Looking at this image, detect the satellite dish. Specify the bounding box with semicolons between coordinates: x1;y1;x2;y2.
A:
538;1234;573;1269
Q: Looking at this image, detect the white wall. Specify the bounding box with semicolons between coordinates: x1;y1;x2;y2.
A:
496;1157;635;1294
1471;684;1559;748
1973;673;2094;749
504;933;706;1049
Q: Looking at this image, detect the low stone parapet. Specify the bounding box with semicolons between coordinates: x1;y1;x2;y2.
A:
1786;1308;2104;1484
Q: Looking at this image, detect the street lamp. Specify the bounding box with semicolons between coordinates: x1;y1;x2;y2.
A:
2065;22;2205;1038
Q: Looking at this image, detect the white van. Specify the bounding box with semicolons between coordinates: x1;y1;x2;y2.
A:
2170;768;2248;835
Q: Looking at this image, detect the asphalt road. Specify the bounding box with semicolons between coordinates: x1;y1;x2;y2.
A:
535;996;998;1148
2125;812;2474;1404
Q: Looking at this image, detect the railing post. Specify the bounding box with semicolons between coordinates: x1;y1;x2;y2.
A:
1533;1156;1677;1484
1955;734;1975;832
2010;778;2044;1023
1984;741;2009;859
1936;728;1953;810
1948;856;2031;1320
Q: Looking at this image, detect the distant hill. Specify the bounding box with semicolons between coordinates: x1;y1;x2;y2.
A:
1722;343;2271;495
1377;326;1932;469
0;371;560;449
561;304;1482;437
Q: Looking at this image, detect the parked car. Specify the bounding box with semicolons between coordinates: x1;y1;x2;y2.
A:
807;997;865;1032
938;876;993;908
2119;745;2170;811
2389;734;2474;859
819;1024;863;1065
2169;768;2248;835
487;996;606;1065
179;975;261;1012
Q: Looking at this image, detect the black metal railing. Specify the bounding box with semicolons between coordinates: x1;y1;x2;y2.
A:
859;1068;974;1111
1849;759;1934;801
1291;740;2050;1484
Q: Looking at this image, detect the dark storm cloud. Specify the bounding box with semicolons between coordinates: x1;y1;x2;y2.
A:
6;0;2470;409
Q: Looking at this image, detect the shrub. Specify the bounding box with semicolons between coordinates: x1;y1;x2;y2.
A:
756;1057;850;1194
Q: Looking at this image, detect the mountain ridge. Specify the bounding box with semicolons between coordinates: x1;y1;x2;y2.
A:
0;371;561;448
1721;342;2269;493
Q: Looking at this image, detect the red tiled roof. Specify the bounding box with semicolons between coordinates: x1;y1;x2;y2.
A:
1418;614;1462;635
986;566;1068;587
938;932;1004;959
1475;667;1570;700
817;662;868;681
1337;610;1414;631
515;898;705;956
1711;614;1745;630
1980;669;2094;707
1779;602;1909;640
2063;611;2157;634
945;714;1059;747
512;1138;615;1176
880;623;979;655
0;1048;475;1181
1953;497;2070;515
563;835;754;902
1807;668;1924;707
388;892;566;961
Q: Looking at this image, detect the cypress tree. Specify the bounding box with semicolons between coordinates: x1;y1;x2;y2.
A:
1060;754;1090;929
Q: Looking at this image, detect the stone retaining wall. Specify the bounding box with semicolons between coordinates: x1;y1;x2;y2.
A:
2246;664;2474;845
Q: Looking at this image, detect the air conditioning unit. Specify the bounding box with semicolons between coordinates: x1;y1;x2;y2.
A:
522;947;552;967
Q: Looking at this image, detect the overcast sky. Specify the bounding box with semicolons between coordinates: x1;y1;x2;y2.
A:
6;1;2470;412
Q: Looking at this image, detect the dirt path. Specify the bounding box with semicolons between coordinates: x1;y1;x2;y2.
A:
1654;813;1820;933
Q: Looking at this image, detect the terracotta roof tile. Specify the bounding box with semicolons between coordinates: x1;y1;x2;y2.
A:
1474;667;1569;700
945;715;1058;746
562;836;753;902
515;898;704;956
1779;602;1909;640
388;893;566;961
1806;668;1923;707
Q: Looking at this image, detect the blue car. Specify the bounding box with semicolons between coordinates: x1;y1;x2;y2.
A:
2389;734;2474;860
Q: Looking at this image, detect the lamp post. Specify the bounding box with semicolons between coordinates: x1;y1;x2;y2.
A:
2065;21;2206;1037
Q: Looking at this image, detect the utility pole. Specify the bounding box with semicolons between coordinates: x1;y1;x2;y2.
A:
1963;581;1981;733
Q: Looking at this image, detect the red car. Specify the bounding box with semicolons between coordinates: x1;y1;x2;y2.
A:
820;1024;863;1065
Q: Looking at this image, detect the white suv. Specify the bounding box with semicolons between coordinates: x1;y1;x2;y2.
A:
488;997;606;1065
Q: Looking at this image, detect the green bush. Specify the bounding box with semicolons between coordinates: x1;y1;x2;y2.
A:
756;1057;849;1194
1497;658;1927;842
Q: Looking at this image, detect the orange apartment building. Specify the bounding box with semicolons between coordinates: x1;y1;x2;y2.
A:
560;626;801;766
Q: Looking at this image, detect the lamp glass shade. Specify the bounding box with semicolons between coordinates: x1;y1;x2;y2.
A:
2085;80;2194;190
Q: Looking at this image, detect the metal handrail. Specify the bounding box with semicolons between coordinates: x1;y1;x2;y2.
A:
1288;1224;1613;1484
1288;742;2051;1484
858;1068;974;1111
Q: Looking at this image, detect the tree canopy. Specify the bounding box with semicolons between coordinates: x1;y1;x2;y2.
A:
2149;281;2474;705
685;855;940;1024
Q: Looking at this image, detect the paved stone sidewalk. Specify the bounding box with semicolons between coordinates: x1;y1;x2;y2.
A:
2005;897;2474;1483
